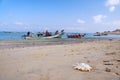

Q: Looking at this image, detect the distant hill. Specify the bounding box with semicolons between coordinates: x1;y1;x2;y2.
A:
102;29;120;35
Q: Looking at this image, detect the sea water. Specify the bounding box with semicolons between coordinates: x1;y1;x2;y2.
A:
0;31;120;40
0;32;26;40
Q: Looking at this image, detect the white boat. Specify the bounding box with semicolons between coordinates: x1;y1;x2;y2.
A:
23;32;64;40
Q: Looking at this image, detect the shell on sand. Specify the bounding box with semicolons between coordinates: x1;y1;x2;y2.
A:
73;63;92;72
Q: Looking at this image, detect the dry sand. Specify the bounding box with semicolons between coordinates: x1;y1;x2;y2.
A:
0;40;120;80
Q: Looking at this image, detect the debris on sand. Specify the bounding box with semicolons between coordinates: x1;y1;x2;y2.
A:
105;68;111;72
104;63;113;65
105;52;116;55
103;60;113;65
103;60;110;62
116;60;120;62
115;72;119;76
73;63;93;72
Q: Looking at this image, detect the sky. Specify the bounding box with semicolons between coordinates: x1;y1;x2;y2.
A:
0;0;120;32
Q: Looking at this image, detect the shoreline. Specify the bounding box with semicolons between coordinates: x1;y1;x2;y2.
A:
0;38;118;50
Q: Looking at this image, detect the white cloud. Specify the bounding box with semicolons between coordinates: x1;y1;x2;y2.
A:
109;6;115;12
93;14;107;23
77;19;86;24
14;22;24;25
106;0;120;12
106;0;120;6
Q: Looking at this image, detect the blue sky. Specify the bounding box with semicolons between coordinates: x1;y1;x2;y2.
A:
0;0;120;32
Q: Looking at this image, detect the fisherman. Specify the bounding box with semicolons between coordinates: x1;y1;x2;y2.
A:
61;29;64;33
49;32;52;36
27;31;30;36
55;30;59;35
37;32;43;37
45;30;49;36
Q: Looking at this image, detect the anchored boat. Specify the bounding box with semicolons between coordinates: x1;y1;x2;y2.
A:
67;33;86;39
23;32;64;40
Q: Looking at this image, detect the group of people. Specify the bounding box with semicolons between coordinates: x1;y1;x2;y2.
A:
26;29;64;37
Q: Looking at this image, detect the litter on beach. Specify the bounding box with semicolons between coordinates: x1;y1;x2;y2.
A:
73;63;93;72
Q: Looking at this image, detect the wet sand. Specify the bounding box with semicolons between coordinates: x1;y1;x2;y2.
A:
0;38;109;49
0;39;120;80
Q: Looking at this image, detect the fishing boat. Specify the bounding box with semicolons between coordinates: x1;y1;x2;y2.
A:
94;32;101;36
40;32;64;39
67;33;86;38
94;32;108;36
23;32;64;40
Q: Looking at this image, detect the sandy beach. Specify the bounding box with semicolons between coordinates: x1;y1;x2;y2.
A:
0;39;120;80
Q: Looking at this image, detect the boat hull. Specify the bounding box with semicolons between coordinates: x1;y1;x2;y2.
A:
67;34;85;39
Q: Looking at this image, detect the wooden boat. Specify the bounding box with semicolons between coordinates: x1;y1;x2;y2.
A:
23;32;64;40
94;32;101;36
41;33;63;39
101;33;108;35
94;32;108;36
94;34;101;36
67;34;86;38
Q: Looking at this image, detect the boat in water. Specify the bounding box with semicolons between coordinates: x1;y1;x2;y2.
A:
94;32;108;36
23;31;64;40
94;32;101;36
67;33;86;39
